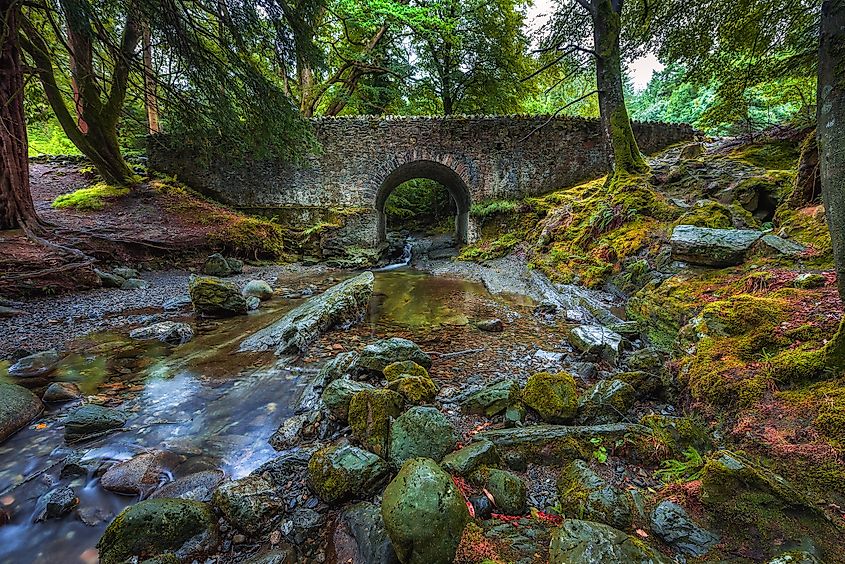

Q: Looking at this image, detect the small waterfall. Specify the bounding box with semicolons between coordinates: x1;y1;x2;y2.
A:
378;241;413;271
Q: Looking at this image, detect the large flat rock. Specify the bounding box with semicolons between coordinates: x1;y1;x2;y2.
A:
239;271;374;356
670;225;762;266
0;382;43;444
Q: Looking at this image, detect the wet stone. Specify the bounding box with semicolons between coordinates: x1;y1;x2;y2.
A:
550;519;670;563
460;379;521;417
441;439;500;476
331;501;399;564
576;379;636;424
43;381;83;403
522;371;578;423
189;276;248;317
8;350;60;378
650;500;719;557
0;382;43;444
321;378;377;420
34;486;78;522
101;450;181;497
477;318;504;332
149;469;225;502
569;325;623;365
64;404;128;442
202;253;243;277
388;406;458;467
162;294;192;311
355;337;432;373
212;475;284;535
129;321;194;345
242;279;274;301
556;459;631;530
307;443;390;505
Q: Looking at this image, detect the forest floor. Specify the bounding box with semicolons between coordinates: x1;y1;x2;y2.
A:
0;159;289;297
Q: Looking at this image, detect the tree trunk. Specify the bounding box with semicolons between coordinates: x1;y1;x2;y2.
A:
0;0;38;230
790;129;820;207
142;21;160;134
592;0;648;176
818;0;845;302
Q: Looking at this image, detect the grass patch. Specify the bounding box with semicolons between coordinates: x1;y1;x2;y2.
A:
51;182;129;211
27;120;82;157
470;199;519;218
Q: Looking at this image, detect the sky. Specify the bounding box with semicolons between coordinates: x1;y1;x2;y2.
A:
525;0;664;91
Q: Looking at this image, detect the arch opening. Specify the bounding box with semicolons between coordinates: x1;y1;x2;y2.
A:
375;160;472;245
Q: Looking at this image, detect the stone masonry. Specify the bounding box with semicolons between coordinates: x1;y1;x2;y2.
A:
149;115;694;249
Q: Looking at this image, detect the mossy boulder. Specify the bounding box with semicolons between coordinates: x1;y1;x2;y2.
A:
188;276;248;317
576;379;635;424
64;405;128;442
307;443;390;505
0;382;43;444
381;458;470;564
614;371;664;399
674;200;734;229
794;273;826;289
8;349;60;378
356;338;432;373
639;414;712;455
349;389;404;457
211;475;283;535
388;407;458;467
461;379;521;417
383;361;430;381
386;376;438;404
97;499;219;564
522;372;577;423
556;459;631;530
441;439;500;476
202;253;242;277
322;378;377;420
470;467;526;515
568;326;623;365
650;500;719;557
549;519;670;564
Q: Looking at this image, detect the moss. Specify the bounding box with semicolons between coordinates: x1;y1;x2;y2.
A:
383;361;429;382
470;468;527;515
779;378;845;449
470;199;520;218
522;372;577;423
729;139;801;170
458;233;520;261
674;200;734;229
626;274;705;352
387;375;438;404
51;182;129;211
774;206;833;263
639;414;712;455
348;388;404;457
208;215;287;258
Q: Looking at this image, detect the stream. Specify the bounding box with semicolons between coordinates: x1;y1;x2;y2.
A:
0;266;547;564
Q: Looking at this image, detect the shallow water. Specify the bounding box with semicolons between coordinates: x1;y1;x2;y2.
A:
0;267;530;564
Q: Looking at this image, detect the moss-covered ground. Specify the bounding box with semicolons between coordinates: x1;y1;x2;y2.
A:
458;133;845;559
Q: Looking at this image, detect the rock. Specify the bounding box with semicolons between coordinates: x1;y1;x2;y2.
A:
441;439;500;476
569;325;623;365
307;443;390;505
384;365;438;404
460;379;521;416
64;405;128;442
0;382;43;443
651;500;719;557
355;337;432;374
212;475;284;535
268;412;318;450
202;253;242;277
670;225;762;266
162;295;192;311
755;234;806;257
614;371;664;400
33;486;78;522
522;372;577;423
678;142;705;160
576;379;636;424
97;498;219;564
471;468;526;515
476;318;504;332
388;407;458;467
549;519;670;563
244;546;298;564
474;423;652;465
246;296;261;311
121;278;149;290
381;458;470;564
101;451;181;497
149;469;225;502
96;268;125;288
767;552;824;564
129;321;194;345
504;402;527;427
639;414;712;455
556;460;631;530
623;348;665;372
794;273;826;289
242;279;274;301
43;382;82;403
331;502;399;564
281;507;325;545
349;389;404;457
113;266;140;279
8;350;60;378
239;272;374;355
322;378;377;420
189;276;248;317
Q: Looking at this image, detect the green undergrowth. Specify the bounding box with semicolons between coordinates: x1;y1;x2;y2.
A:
51;182;129;210
729;139;801;170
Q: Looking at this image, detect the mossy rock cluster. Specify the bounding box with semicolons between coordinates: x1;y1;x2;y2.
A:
188;276;248;317
348;389;404;457
522;372;577;423
556;459;631;530
384;361;438;404
97;499;219;564
307;442;390;505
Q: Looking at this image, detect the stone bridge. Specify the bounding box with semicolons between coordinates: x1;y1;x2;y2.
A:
149;116;694;253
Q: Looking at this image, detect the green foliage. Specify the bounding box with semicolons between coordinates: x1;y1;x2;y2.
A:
590;437;608;464
654;447;705;483
51;183;129;211
458;233;520;262
27;119;82;156
470;199;519;218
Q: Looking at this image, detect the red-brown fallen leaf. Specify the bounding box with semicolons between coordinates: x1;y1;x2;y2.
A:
636;528;649;538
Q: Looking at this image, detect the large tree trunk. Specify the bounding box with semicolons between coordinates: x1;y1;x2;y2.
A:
790;129;821;207
592;0;647;176
818;0;845;302
0;0;37;230
142;21;160;134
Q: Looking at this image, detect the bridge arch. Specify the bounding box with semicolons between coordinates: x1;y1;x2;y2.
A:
374;159;472;244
